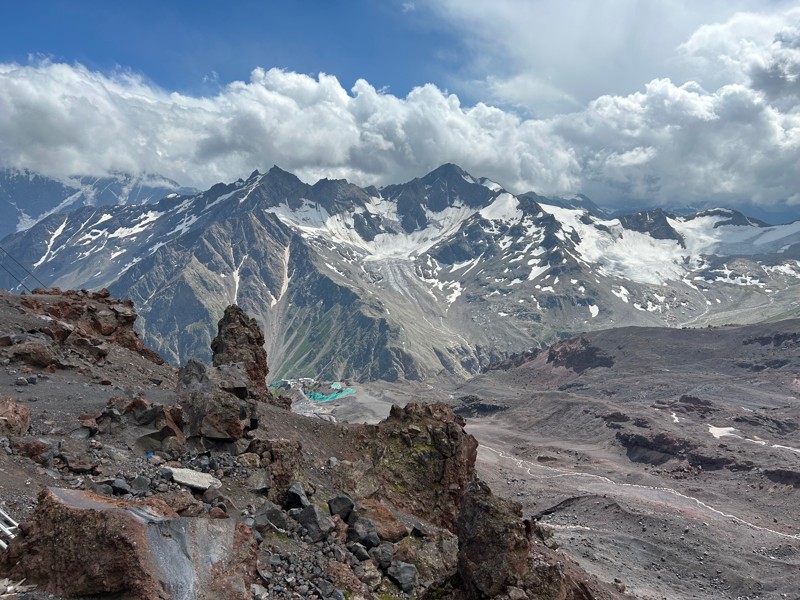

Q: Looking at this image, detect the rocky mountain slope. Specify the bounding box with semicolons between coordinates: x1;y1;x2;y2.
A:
0;168;191;239
1;164;798;382
0;289;627;599
451;320;800;600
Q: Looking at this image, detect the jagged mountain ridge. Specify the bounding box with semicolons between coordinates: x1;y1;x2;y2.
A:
0;163;799;381
0;168;193;239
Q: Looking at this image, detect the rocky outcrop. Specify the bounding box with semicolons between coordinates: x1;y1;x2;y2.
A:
0;487;256;599
21;288;164;365
0;396;30;436
456;479;624;600
177;359;258;450
211;305;269;395
547;336;614;373
350;403;478;530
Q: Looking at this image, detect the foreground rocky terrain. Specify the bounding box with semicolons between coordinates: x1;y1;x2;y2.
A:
0;289;625;600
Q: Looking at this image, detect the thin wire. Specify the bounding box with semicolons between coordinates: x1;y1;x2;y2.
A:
0;245;46;288
0;260;32;293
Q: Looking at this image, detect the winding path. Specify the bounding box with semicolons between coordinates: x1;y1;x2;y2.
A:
479;443;800;541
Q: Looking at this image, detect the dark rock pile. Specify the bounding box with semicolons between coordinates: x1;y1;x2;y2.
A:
547;336;615;373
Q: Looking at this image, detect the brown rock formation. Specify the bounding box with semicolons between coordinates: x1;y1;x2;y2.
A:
211;304;269;394
351;403;478;531
177;359;257;450
208;304;288;409
0;396;31;436
11;288;164;366
0;487;256;600
457;479;626;600
547;336;614;373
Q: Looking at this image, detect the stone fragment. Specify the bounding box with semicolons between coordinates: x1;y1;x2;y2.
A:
166;466;222;491
346;516;380;549
253;500;292;532
246;469;271;493
294;505;335;543
237;452;261;468
111;479;132;495
130;476;152;495
357;499;408;542
0;397;31;436
387;560;419;593
368;542;394;570
285;480;310;509
61;451;99;474
327;493;354;522
354;560;383;591
10;437;57;466
10;342;57;368
349;543;371;562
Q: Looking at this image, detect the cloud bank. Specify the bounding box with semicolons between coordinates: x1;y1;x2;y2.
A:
0;8;799;211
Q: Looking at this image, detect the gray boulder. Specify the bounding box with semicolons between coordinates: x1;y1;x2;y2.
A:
295;505;334;543
285;480;310;509
254;500;292;532
327;493;354;522
387;560;419;593
369;542;393;570
346;515;380;549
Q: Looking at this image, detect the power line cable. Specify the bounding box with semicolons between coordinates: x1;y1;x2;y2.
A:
0;260;32;293
0;245;46;288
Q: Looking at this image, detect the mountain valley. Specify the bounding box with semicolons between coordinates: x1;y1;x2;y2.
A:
1;164;798;383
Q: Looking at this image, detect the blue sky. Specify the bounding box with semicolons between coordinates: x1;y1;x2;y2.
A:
1;1;799;215
0;1;456;98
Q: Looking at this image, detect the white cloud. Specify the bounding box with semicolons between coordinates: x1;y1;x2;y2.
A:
1;6;800;213
0;60;581;196
414;0;790;110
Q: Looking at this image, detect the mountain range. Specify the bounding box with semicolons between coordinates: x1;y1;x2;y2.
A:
0;168;194;240
0;163;798;381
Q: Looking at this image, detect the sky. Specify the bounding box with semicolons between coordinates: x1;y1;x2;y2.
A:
1;0;799;215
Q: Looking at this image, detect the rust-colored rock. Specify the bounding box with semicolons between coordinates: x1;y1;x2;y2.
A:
457;479;627;600
177;359;257;449
9;341;58;368
351;402;478;531
20;289;165;365
266;438;305;505
355;499;408;542
0;396;31;436
9;437;57;466
211;305;269;394
0;487;256;600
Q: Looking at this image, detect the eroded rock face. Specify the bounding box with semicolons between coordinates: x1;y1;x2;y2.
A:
21;288;165;365
177;359;257;449
457;480;531;598
211;305;269;395
351;403;478;531
0;396;31;436
0;487;256;600
457;480;624;600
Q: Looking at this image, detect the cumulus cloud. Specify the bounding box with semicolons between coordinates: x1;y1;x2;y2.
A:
1;6;800;213
0;60;581;195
